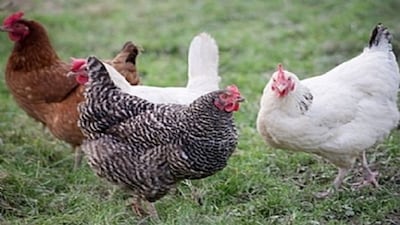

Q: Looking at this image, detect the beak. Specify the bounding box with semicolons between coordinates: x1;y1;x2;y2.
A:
237;96;245;102
66;71;76;77
275;84;287;92
0;26;11;32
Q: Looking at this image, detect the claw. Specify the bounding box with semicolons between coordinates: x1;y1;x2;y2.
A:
314;167;349;198
354;151;380;189
130;196;159;220
313;187;335;199
131;196;146;217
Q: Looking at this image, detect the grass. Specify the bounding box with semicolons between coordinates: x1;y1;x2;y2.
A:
0;0;399;224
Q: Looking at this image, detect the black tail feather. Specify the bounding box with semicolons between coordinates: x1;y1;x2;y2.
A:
80;56;155;139
87;56;107;79
368;23;391;48
86;56;117;88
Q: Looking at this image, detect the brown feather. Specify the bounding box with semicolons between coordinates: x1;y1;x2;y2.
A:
3;17;140;155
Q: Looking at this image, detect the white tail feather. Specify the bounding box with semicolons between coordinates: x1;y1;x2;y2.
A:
104;63;132;91
186;32;221;92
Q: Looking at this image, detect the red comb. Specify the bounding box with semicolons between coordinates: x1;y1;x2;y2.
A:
277;63;285;80
226;85;240;94
3;11;24;27
70;58;86;72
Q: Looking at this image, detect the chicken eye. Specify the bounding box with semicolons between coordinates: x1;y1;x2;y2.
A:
14;23;23;29
220;93;228;100
287;77;291;81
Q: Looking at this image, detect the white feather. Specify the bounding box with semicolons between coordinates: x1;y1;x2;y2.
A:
107;32;221;105
257;27;400;168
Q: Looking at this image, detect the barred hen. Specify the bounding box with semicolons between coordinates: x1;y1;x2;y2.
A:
78;56;243;218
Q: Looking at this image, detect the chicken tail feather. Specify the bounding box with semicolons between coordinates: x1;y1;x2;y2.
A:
368;23;392;49
121;41;140;65
86;56;118;90
187;32;220;92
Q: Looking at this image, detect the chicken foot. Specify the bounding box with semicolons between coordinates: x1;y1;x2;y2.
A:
144;201;159;221
182;180;204;205
131;196;145;217
315;150;379;198
130;195;159;220
351;151;379;188
314;167;350;198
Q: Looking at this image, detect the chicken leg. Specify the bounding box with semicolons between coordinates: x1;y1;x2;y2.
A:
73;147;84;170
314;167;350;198
144;201;159;220
182;180;204;205
131;196;146;217
351;151;379;188
131;195;159;220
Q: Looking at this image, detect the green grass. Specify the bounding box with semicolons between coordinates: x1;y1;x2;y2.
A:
0;0;400;224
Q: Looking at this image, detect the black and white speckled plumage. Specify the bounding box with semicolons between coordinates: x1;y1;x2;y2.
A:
78;56;239;202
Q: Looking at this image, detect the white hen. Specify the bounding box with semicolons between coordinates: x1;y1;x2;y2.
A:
256;24;400;197
103;32;220;104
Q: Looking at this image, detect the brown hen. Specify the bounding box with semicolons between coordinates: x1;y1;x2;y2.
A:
0;12;140;169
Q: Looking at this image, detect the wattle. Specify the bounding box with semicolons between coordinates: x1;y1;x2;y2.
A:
76;74;89;85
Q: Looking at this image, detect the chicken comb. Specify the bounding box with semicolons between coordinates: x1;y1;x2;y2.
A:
226;85;240;95
70;58;87;72
277;63;285;80
3;11;24;27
